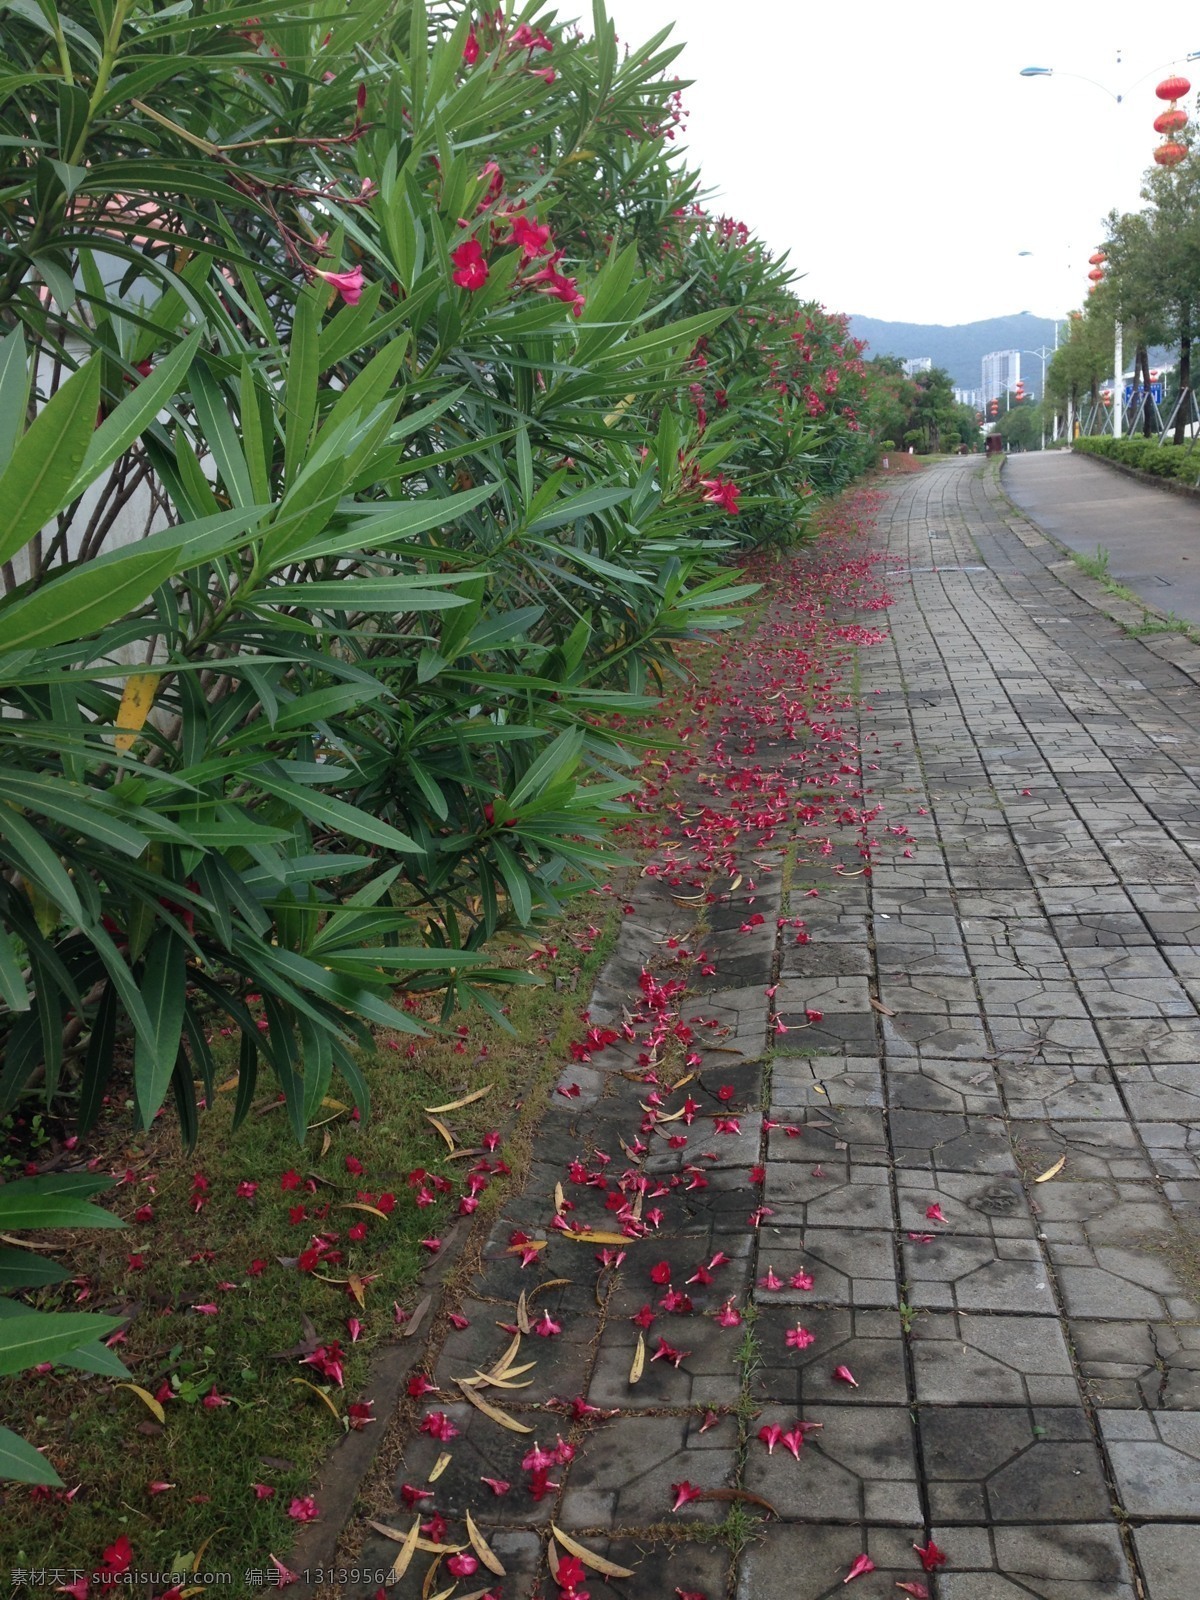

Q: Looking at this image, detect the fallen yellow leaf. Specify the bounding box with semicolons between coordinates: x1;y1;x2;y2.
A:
550;1526;635;1579
425;1085;493;1114
1035;1154;1066;1182
115;1382;165;1424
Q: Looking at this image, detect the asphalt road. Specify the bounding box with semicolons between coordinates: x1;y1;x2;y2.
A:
1002;449;1200;624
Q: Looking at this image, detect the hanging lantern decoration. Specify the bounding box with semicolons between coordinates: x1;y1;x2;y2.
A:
1154;107;1188;135
1088;267;1105;283
1088;251;1107;265
1153;76;1190;166
1155;74;1191;102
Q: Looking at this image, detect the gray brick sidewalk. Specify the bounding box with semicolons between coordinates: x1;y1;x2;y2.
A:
341;459;1200;1600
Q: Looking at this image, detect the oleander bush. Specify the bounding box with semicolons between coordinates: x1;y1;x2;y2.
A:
0;0;878;1460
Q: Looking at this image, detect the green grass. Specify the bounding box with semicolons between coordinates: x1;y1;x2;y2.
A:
1071;545;1111;581
0;906;621;1588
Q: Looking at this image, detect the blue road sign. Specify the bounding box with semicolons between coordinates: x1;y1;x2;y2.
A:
1124;382;1164;404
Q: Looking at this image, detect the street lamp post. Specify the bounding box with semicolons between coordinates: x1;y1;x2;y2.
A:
1020;345;1056;449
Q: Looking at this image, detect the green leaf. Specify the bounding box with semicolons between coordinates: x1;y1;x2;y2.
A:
0;356;102;566
0;930;29;1012
133;930;187;1128
253;769;421;854
0;1248;70;1290
0;1310;123;1377
0;773;148;858
0;1174;122;1231
0;327;32;468
261;576;470;611
0;1425;64;1487
67;330;201;500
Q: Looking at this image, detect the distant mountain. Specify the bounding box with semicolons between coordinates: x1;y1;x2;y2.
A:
847;313;1063;392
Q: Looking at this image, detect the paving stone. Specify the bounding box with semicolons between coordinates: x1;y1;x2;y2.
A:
391;1401;555;1527
1095;1017;1200;1062
561;1537;730;1600
883;1013;992;1058
1072;1320;1200;1409
903;1233;1056;1314
998;1058;1124;1119
753;1224;899;1308
736;1523;926;1599
989;1018;1107;1064
979;978;1091;1019
586;1300;743;1409
1011;1121;1154;1182
749;1304;909;1405
558;1412;736;1528
919;1405;1112;1522
605;1234;754;1317
743;1403;921;1523
1098;1409;1200;1516
763;1157;893;1229
348;1528;542;1600
765;1106;891;1164
895;1169;1038;1238
933;1523;1135;1598
887;1057;1005;1115
1132;1524;1200;1600
432;1289;597;1401
771;1056;884;1110
644;1110;762;1173
911;1311;1079;1406
1137;1121;1200;1180
890;1109;1019;1175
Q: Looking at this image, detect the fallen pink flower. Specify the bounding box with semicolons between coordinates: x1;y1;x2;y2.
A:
907;1232;936;1244
714;1300;742;1328
481;1476;511;1495
895;1587;929;1599
287;1495;320;1523
446;1554;478;1578
670;1480;703;1511
757;1423;783;1454
913;1539;947;1573
268;1557;299;1588
789;1270;814;1290
781;1426;805;1460
147;1480;175;1495
843;1553;875;1583
925;1204;946;1223
785;1324;816;1350
758;1267;783;1290
833;1364;859;1387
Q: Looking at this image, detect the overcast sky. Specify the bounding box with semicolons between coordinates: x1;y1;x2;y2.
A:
602;0;1199;327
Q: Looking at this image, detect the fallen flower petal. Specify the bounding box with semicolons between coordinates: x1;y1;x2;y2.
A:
913;1538;947;1572
287;1495;321;1522
785;1324;816;1350
670;1480;703;1511
925;1204;946;1223
894;1586;930;1599
781;1426;805;1459
833;1364;859;1387
843;1553;876;1583
757;1423;783;1454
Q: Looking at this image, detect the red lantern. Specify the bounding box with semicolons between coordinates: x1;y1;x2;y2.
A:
1154;140;1189;167
1088;251;1107;265
1088;267;1105;282
1154;107;1188;135
1102;391;1112;405
1156;75;1191;102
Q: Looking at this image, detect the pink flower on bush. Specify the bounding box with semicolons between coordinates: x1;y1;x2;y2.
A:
699;475;741;514
452;238;489;291
315;267;365;306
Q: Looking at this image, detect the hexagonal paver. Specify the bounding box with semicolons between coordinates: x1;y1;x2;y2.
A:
903;1233;1056;1314
894;1169;1037;1239
1011;1121;1154;1182
1133;1524;1200;1600
919;1405;1111;1522
1072;1321;1200;1409
887;1056;1005;1116
891;1109;1018;1175
998;1058;1125;1119
743;1404;921;1523
557;1412;736;1528
1098;1410;1200;1516
391;1402;555;1527
932;1523;1135;1598
753;1226;898;1308
771;1057;884;1110
586;1305;743;1410
910;1311;1080;1406
749;1304;909;1406
736;1523;928;1600
763;1159;893;1229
